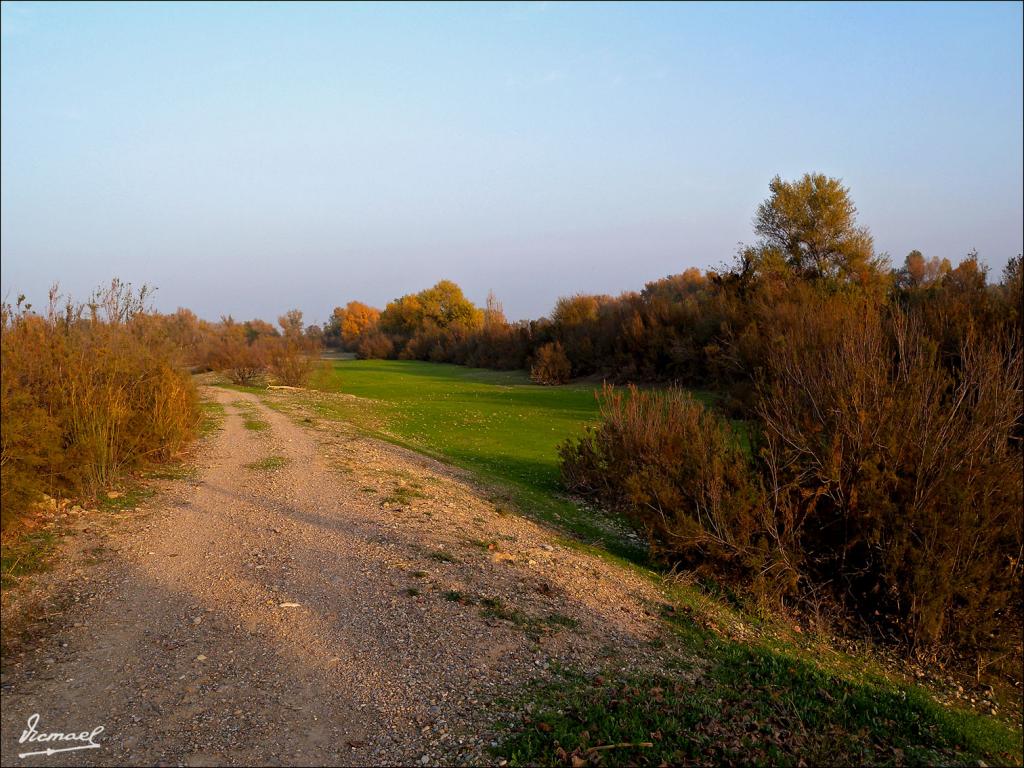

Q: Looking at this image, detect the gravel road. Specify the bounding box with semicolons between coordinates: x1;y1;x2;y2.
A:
1;387;675;767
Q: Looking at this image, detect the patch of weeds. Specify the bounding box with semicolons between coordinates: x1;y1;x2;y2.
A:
410;570;428;578
479;598;563;641
480;597;520;621
360;486;378;494
383;482;428;507
443;590;467;602
544;613;579;630
496;638;1023;768
428;550;458;563
383;468;419;482
199;400;226;437
405;587;421;597
331;466;354;477
244;455;289;471
98;485;156;513
1;530;59;589
231;400;270;432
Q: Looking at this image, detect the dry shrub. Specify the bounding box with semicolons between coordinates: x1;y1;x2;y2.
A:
265;337;317;386
272;309;321;387
530;341;572;385
207;320;267;385
0;324;62;525
356;331;395;359
559;297;1022;663
560;385;762;571
1;283;199;528
147;308;213;372
206;309;322;386
758;298;1023;659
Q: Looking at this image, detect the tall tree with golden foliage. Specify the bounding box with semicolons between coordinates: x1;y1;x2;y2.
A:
753;173;883;283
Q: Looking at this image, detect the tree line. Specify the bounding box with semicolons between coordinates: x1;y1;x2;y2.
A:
322;174;1020;412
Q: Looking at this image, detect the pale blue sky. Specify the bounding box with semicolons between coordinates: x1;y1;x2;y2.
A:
2;1;1021;322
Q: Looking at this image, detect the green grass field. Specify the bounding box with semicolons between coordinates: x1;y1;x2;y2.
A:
306;359;659;559
311;359;599;493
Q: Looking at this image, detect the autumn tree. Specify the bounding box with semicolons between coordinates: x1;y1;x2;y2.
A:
378;280;483;358
207;317;267;385
1001;255;1022;329
549;294;612;376
530;341;572;384
899;250;951;288
753;173;880;283
483;290;506;330
378;293;424;337
277;309;305;339
243;318;278;344
333;301;381;348
415;280;483;329
551;294;604;327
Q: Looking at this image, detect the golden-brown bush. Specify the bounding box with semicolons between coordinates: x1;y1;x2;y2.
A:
206;319;267;385
1;283;199;529
560;294;1023;662
264;342;311;385
264;338;318;386
560;385;762;571
262;309;321;386
757;298;1023;659
355;331;395;359
530;341;572;385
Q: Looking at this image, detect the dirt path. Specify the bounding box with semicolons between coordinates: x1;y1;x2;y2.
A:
1;387;677;767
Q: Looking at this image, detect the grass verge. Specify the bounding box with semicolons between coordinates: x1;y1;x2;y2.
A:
497;628;1022;767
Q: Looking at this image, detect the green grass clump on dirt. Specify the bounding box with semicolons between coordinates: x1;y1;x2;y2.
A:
230;399;270;432
243;416;269;432
1;529;59;590
382;480;428;506
427;550;458;563
97;485;156;513
244;455;290;471
199;400;227;437
478;597;579;642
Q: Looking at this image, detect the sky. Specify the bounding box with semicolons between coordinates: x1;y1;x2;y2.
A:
2;1;1022;324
